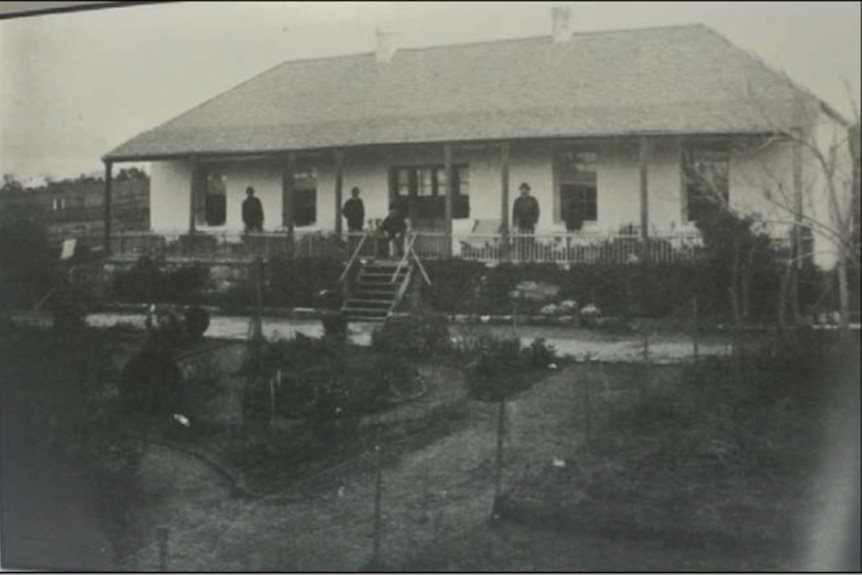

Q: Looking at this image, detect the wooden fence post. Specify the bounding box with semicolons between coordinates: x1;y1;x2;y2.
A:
584;357;592;442
692;296;699;360
157;526;169;572
493;397;505;515
372;427;383;568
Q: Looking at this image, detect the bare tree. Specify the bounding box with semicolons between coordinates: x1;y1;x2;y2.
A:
687;68;859;337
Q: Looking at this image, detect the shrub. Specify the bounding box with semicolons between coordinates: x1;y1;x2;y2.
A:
113;257;210;305
524;337;557;368
371;311;451;358
464;336;529;401
266;255;344;309
184;306;210;341
321;311;348;341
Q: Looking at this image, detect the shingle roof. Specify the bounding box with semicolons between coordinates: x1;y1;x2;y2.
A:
105;24;819;161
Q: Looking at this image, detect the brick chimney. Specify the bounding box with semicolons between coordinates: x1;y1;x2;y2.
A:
552;6;572;43
376;29;395;63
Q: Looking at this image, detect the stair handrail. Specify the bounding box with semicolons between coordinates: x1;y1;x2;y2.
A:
409;243;432;286
390;232;418;283
339;232;369;284
391;263;415;314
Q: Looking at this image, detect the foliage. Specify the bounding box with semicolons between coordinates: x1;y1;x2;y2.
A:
371;310;452;358
419;251;831;323
183;306;210;341
265;255;344;309
463;335;531;401
0;199;54;307
321;311;348;341
0;324;145;564
524;337;557;368
245;334;422;442
114;167;148;181
112;257;210;305
1;173;25;193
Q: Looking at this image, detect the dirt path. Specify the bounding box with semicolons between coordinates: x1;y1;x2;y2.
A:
82;312;733;362
123;366;590;571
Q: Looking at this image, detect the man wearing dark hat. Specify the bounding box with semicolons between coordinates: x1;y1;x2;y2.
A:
342;186;365;233
242;186;264;232
513;183;540;233
513;183;540;260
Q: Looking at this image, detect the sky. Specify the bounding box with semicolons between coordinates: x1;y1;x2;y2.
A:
0;1;860;180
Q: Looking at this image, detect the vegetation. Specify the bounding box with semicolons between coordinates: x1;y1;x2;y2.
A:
370;310;452;358
112;257;210;305
0;198;54;309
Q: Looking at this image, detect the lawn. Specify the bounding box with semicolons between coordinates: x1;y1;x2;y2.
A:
403;338;861;572
3;315;857;572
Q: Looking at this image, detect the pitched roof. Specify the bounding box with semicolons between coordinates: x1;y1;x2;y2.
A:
106;24;819;161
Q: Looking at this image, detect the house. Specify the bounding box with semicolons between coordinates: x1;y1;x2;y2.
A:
102;7;851;267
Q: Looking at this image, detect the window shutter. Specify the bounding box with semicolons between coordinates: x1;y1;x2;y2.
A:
191;167;207;226
552;154;562;224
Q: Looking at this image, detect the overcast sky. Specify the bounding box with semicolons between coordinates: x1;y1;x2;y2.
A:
1;1;859;180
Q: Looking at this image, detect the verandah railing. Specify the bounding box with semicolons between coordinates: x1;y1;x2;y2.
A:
90;229;790;265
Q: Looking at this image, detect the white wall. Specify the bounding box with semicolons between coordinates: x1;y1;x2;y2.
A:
150;160;194;232
150;159;284;234
148;133;831;262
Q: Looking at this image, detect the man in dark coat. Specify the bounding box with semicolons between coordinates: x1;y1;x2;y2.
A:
512;183;539;260
513;183;540;233
342;187;365;232
242;186;264;232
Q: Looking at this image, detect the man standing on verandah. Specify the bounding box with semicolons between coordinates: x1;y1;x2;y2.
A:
512;182;540;260
342;186;365;255
342;186;365;233
242;186;264;233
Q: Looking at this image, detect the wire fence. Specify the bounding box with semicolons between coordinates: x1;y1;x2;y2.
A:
72;273;852;571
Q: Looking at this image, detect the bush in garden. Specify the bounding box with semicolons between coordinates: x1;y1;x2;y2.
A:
184;306;210;341
265;255;344;309
524;337;557;368
321;311;348;341
464;336;530;401
371;310;451;358
113;257;210;305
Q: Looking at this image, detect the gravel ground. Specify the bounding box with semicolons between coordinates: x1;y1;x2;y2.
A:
83;312;732;363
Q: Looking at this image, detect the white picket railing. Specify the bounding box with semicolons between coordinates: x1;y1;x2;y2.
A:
91;229;793;265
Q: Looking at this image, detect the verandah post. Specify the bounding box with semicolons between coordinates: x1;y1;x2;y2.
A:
334;148;344;239
444;142;454;258
283;152;297;254
639;136;650;263
500;142;511;262
103;160;113;255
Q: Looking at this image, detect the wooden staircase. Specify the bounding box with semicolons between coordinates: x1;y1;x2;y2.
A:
341;260;411;322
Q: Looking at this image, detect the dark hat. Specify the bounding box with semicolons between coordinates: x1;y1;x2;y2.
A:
519;182;531;191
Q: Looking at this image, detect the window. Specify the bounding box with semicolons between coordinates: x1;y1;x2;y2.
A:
389;164;470;224
51;197;66;211
193;167;227;227
556;150;598;229
682;147;729;224
294;169;317;227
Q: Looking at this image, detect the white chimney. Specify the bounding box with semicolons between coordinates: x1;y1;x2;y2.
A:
551;6;572;43
375;29;395;63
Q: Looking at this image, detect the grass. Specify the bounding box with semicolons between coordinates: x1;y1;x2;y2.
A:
403;338;860;571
